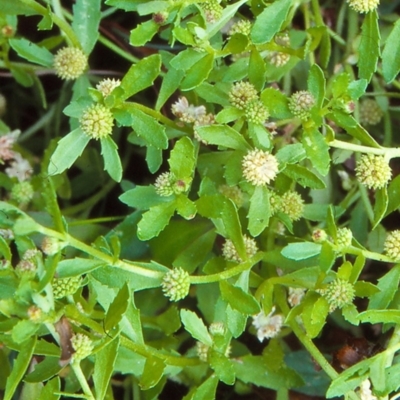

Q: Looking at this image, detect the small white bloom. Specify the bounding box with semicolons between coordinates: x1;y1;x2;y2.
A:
5;153;32;182
252;307;284;341
288;287;306;307
357;379;377;400
242;149;279;186
171;97;206;124
0;130;20;162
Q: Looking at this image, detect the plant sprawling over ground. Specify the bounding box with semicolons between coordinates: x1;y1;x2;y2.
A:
1;0;400;399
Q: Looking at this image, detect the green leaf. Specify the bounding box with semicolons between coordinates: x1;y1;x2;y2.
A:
219;281;260;315
93;337;120;400
209;349;235;385
283;164;326;189
24;357;63;383
1;0;39;15
105;284;130;332
12;320;40;344
139;356;166;390
72;0;101;54
38;377;60;400
382;20;400;83
249;48;266;91
119;186;166;210
195;125;251;151
302;128;330;176
307;64;325;108
0;236;11;261
176;195;196;220
261;88;292;119
48;128;91;176
137;201;176;240
169;137;196;179
180;309;212;346
329;111;380;148
251;0;292;45
192;375;219;400
156;67;185;111
358;309;400;324
248;185;270;237
56;258;105;277
100;136;123;182
275;143;306;165
368;265;400;310
385;174;400;216
385;363;400;394
9;38;53;67
130;20;159;46
281;242;322;261
120;54;161;99
4;337;36;400
302;294;329;338
372;187;388;229
319;242;335;273
248;123;270;148
358;10;380;82
181;53;214;91
226;304;247;338
146;145;163;173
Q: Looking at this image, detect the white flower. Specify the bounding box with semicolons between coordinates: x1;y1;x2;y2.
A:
252;307;284;341
0;130;20;162
171;97;206;124
5;153;32;182
242;149;279;186
357;379;377;400
288;287;306;307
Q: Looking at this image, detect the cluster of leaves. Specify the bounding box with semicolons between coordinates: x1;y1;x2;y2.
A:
2;0;400;399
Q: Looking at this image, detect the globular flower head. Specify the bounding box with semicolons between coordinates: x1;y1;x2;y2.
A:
242;149;279;186
41;236;67;256
222;235;258;263
11;181;34;205
228;20;252;38
269;192;282;216
201;0;223;23
96;78;121;98
335;227;353;250
288;287;306;307
360;99;383;126
15;259;36;278
245;99;269;124
196;341;209;362
27;305;43;323
268;32;291;67
312;229;328;243
318;278;355;312
52;276;82;299
229;81;258;110
281;191;304;221
289;91;315;120
153;11;169;25
384;230;400;260
355;154;391;190
80;104;114;139
171;97;206;124
162;267;190;301
53;47;88;80
209;322;225;337
218;184;244;208
347;0;380;13
252;307;284;341
154;172;175;196
71;333;94;362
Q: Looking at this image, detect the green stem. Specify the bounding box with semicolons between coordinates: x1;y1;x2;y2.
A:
70;361;95;400
311;0;324;26
329;139;400;160
98;36;139;64
120;335;200;367
189;253;264;284
20;0;81;48
358;183;375;224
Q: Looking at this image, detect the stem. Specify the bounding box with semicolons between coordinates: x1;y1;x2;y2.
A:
70;361;95;400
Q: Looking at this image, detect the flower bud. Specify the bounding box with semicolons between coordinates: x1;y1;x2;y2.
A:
347;0;380;13
245;99;269;124
53;47;87;80
312;229;328;243
335;227;353;250
71;333;94;361
222;235;258;263
288;288;306;307
80;104;114;140
318;278;355;312
41;236;67;255
52;276;82;299
289;91;315;121
355;154;391;190
281;191;304;221
153;11;169;25
10;181;34;205
154;172;175;196
28;305;43;323
268;32;291;67
242;149;279;186
229;82;258;110
161;267;190;301
96;78;121;98
209;322;225;337
196;341;209;362
228;20;252;38
201;0;223;23
360;99;383;126
384;230;400;260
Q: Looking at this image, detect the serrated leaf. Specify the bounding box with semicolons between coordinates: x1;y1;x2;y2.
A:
358;309;400;324
72;0;101;54
120;54;161;99
220;281;260;315
195;125;251;151
94;337;120;400
100;136;122;182
302;128;330;176
139;356;165;390
385;174;400;216
169;137;196;179
104;284;130;332
281;242;322;260
307;64;325;108
9;38;53;67
251;0;292;45
248;185;270;236
48;128;90;176
368;265;400;310
180;309;212;346
382;20;400;83
38;377;60;400
249;48;266;91
261;88;292;119
181;53;214;91
56;258;105;277
358;11;380;82
137;201;176;240
209;349;235;385
372;187;388;229
119;186;166;210
130;20;159;46
283;164;326;189
2;0;39;15
155;67;185;110
192;375;219;400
